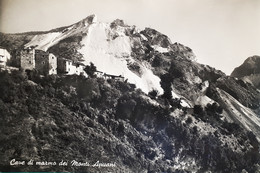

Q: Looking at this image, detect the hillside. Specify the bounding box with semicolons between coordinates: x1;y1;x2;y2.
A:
0;70;259;172
1;15;260;172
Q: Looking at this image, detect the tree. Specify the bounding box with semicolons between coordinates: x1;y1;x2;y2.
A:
194;105;204;115
148;89;158;99
160;73;173;100
84;62;97;78
205;103;223;115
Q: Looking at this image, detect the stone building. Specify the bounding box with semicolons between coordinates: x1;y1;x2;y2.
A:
94;70;124;81
95;70;104;78
0;47;11;68
20;48;35;70
73;62;86;75
35;49;57;75
104;73;124;82
57;58;85;75
20;48;57;75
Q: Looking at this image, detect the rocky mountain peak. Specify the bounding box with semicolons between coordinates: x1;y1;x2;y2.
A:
110;19;128;28
231;55;260;89
72;14;97;29
81;14;98;24
231;55;260;78
140;28;172;48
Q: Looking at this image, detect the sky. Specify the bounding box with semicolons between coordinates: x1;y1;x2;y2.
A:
0;0;260;75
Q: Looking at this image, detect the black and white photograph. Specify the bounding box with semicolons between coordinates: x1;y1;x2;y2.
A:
0;0;260;172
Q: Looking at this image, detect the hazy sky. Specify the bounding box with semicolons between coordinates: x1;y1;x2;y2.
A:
1;0;260;74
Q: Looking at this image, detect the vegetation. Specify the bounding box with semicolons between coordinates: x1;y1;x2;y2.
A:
148;89;158;99
0;70;259;172
160;73;173;100
84;62;97;78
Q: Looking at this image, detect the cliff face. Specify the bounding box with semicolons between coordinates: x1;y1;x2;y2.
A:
0;15;260;172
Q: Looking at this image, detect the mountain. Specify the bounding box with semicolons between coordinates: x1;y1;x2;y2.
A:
1;15;195;94
231;55;260;89
0;15;260;172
